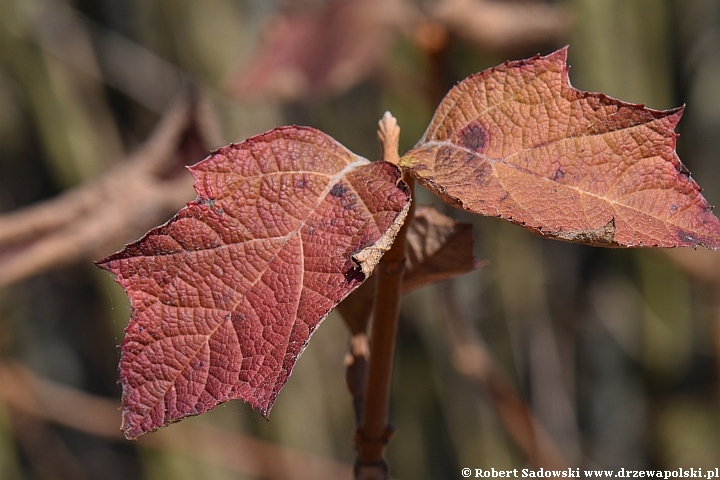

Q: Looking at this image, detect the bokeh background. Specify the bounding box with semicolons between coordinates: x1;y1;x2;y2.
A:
1;0;720;479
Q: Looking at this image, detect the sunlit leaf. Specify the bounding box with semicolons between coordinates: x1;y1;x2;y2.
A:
98;127;410;439
401;47;720;248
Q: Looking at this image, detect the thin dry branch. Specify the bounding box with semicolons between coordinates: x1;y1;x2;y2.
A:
226;0;570;104
0;91;222;288
0;362;354;480
31;0;187;113
441;283;569;470
665;248;720;399
9;411;86;480
430;0;571;53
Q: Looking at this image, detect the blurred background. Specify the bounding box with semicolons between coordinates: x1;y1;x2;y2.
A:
0;0;720;478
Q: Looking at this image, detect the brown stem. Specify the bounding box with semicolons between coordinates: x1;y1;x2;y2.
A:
354;114;414;480
414;19;450;107
345;331;370;424
429;0;572;53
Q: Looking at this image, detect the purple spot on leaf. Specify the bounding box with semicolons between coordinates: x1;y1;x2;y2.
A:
457;121;488;153
330;183;349;198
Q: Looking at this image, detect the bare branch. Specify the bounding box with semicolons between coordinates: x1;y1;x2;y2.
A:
0;362;355;480
430;0;572;53
31;0;188;113
441;283;569;469
0;91;222;288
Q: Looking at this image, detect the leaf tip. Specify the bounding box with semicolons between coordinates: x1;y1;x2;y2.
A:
552;44;570;62
94;254;120;276
93;258;108;271
120;413;142;441
667;104;686;127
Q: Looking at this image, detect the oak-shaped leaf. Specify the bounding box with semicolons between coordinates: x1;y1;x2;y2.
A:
338;204;484;334
98;127;410;439
401;47;720;248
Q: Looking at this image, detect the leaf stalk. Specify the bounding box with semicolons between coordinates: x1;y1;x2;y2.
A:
354;113;415;480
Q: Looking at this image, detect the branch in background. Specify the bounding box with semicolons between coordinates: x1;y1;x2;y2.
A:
225;0;414;102
0;0;125;185
27;0;126;172
9;411;86;480
430;0;572;54
665;248;720;397
225;0;570;103
31;0;188;113
441;283;569;470
0;362;355;480
0;91;222;288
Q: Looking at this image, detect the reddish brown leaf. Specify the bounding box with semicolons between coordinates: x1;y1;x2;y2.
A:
338;204;483;334
400;47;720;248
225;0;404;102
403;204;485;291
98;127;410;439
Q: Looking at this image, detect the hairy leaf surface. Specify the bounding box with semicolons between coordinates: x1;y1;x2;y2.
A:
98;127;410;439
401;47;720;248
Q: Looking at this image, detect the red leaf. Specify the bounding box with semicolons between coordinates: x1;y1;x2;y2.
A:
98;127;410;439
400;47;720;248
225;0;399;102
